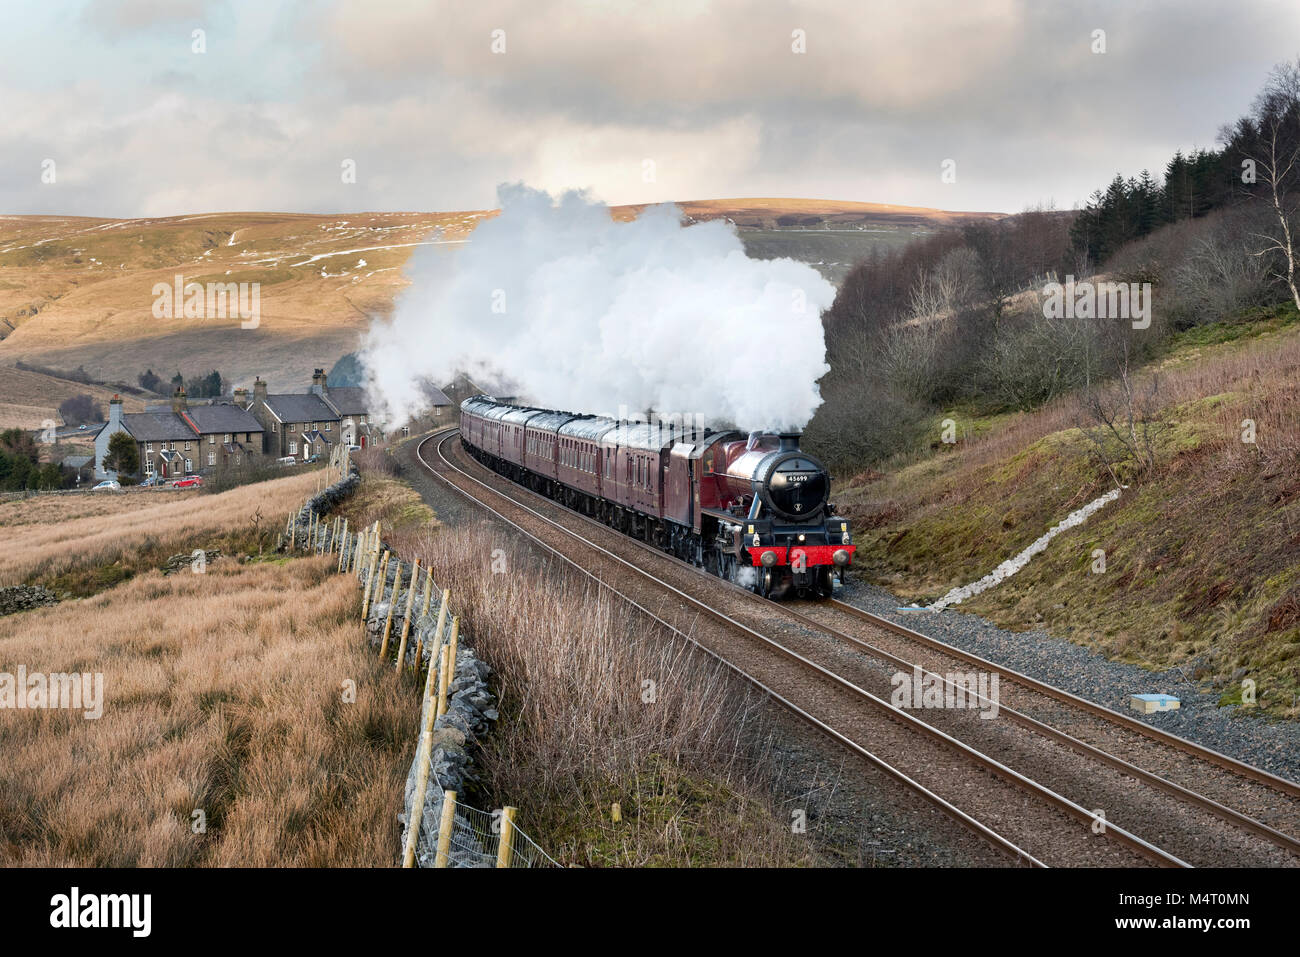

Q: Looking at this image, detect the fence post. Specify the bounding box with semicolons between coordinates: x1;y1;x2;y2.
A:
434;789;458;868
395;558;420;672
495;807;518;868
401;700;439;868
338;518;349;572
447;612;460;687
380;562;403;659
372;551;390;621
414;580;438;673
361;548;382;619
436;642;451;718
289;512;296;551
422;592;450;693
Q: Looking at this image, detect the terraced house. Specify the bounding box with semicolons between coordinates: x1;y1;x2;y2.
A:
246;376;341;462
94;390;264;480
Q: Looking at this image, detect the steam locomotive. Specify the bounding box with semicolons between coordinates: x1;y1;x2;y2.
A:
459;397;854;598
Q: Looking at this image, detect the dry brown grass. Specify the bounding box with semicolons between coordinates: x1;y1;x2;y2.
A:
392;519;814;867
0;469;324;587
0;555;413;866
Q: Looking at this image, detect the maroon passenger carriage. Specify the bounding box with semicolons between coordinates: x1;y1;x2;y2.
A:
459;396;855;598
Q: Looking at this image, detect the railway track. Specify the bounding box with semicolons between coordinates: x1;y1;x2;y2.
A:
413;429;1291;868
419;431;1300;865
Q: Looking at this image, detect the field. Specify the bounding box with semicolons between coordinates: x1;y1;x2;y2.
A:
0;469;420;866
0;469;328;592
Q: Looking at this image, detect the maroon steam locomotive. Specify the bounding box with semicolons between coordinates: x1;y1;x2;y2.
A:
459;396;855;598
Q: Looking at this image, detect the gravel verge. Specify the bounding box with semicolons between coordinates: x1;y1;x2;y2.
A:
837;579;1300;784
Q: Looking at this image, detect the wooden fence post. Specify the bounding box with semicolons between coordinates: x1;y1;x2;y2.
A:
373;551;390;619
400;701;439;868
289;512;296;551
436;642;451;718
380;562;403;659
395;558;420;672
447;613;460;688
495;807;518;868
421;592;450;694
414;581;438;673
361;548;383;619
338;518;349;572
434;790;458;868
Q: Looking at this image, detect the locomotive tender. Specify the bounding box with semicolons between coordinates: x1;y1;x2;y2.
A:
459;396;855;598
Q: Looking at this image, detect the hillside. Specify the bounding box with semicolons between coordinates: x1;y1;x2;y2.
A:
0;200;1001;394
0;365;146;430
837;307;1300;717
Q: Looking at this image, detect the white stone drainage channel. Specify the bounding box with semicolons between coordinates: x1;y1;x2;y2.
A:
927;487;1123;613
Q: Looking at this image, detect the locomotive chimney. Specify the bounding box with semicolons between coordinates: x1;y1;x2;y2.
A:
778;432;800;452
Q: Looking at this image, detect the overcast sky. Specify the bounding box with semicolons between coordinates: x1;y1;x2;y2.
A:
3;0;1298;217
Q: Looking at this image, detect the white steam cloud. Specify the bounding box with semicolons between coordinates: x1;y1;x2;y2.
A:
361;184;835;431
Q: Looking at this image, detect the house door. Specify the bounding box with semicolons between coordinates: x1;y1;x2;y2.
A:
360;436;367;448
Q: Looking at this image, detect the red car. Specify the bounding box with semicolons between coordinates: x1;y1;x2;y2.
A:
172;476;203;488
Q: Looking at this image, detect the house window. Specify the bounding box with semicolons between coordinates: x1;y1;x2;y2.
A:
288;423;295;432
207;451;216;467
145;461;155;476
184;458;192;472
184;441;191;451
360;416;366;425
169;441;176;451
209;434;215;444
223;433;231;443
145;441;153;452
324;422;330;431
272;422;278;433
289;441;298;455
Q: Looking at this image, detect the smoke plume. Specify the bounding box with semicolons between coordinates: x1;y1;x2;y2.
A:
361;184;835;430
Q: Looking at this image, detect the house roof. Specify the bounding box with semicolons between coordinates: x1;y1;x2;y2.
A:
320;386;369;416
184;405;264;435
60;454;93;468
262;393;338;424
301;429;334;445
121;412;195;442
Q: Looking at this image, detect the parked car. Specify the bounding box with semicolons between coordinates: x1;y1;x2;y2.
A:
347;445;362;452
172;476;203;488
91;480;121;491
78;424;88;431
276;456;297;467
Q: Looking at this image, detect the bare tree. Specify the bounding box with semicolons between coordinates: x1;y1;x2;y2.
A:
1077;330;1168;485
1247;58;1300;311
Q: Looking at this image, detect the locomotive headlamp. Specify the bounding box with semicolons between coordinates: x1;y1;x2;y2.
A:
832;549;850;566
843;532;852;545
760;550;778;568
797;534;805;542
840;522;847;532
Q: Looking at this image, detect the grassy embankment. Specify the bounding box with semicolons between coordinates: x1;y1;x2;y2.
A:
838;304;1300;716
0;470;416;865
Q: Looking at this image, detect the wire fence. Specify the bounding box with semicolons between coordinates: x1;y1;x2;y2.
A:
434;798;560;869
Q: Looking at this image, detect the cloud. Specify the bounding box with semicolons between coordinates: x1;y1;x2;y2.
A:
2;0;1298;216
